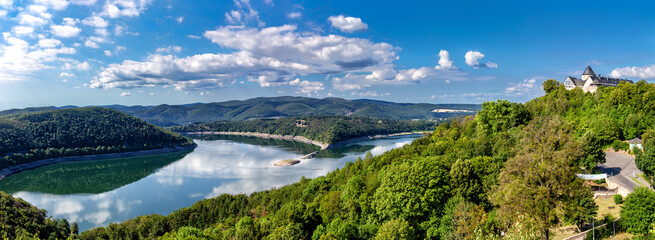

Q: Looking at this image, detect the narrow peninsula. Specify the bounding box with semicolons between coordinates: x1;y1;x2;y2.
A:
172;116;435;165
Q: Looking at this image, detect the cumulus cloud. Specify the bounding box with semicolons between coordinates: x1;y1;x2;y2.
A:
84;39;99;48
35;0;68;10
51;24;81;38
0;37;76;80
12;26;34;36
82;16;109;28
225;0;263;26
434;49;456;70
289;78;324;93
609;65;655;79
328;15;368;33
19;14;48;26
464;51;498;69
91;25;399;90
38;38;61;48
64;61;90;71
505;78;539;95
101;0;153;19
59;72;75;77
287;12;301;19
104;50;113;56
120;91;131;96
0;0;12;7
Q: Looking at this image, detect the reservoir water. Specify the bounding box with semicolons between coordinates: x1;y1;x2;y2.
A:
0;134;421;231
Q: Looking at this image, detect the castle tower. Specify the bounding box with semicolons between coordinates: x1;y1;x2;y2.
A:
581;65;596;81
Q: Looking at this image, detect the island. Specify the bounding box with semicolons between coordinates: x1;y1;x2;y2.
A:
0;107;196;179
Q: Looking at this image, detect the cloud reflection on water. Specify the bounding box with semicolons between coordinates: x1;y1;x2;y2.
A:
6;135;421;231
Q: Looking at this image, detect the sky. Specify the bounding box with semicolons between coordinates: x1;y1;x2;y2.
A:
0;0;654;110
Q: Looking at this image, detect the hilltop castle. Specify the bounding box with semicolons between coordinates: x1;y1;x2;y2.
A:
563;66;634;93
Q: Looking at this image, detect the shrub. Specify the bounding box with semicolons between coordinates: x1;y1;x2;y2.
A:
614;194;623;204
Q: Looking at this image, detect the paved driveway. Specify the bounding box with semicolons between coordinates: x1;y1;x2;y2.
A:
596;152;644;192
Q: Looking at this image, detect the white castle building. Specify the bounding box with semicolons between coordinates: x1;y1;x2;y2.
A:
563;66;634;93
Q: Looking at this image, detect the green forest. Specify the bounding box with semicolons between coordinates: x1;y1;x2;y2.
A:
6;81;655;239
0;107;194;169
172;116;436;144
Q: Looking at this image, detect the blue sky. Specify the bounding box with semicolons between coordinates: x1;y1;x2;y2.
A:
0;0;654;110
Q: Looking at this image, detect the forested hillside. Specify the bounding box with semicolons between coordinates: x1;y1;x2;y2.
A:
0;191;76;239
0;107;194;169
172;116;436;144
79;84;616;239
10;81;655;239
0;97;480;126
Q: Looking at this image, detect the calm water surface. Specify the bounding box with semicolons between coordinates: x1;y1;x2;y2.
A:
0;134;421;231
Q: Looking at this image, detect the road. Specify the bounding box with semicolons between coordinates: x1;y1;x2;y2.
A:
596;151;650;192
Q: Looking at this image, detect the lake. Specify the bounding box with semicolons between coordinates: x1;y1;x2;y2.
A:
0;134;421;231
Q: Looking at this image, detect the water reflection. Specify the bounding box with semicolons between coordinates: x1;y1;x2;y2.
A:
0;134;421;231
0;151;192;194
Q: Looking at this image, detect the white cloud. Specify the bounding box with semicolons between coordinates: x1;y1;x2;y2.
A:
60;72;75;77
27;5;52;19
38;38;61;48
289;78;324;93
224;0;263;26
434;49;456;70
70;0;96;5
0;10;7;18
328;15;368;33
64;61;90;70
101;0;153;18
104;50;112;56
35;0;68;10
187;34;201;39
51;24;81;38
84;39;99;48
175;16;184;23
0;0;12;7
609;65;655;79
90;25;401;90
19;14;48;26
155;45;181;53
505;78;539;95
120;91;130;96
95;28;109;36
287;12;301;19
114;25;124;35
464;51;498;69
12;26;34;36
82;16;109;28
0;37;76;80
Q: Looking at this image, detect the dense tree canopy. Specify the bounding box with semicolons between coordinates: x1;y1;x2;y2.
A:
172;116;437;144
0;107;194;169
13;79;655;239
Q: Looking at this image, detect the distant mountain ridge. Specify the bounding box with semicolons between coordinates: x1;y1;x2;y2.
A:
0;96;480;126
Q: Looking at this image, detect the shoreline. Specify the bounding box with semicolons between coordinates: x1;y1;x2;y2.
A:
0;144;197;181
180;131;428;166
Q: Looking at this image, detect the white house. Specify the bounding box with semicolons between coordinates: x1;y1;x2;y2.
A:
629;138;643;150
562;66;634;93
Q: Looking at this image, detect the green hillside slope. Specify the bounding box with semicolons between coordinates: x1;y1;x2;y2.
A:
0;107;194;169
0;97;480;126
80;83;623;239
172;116;436;144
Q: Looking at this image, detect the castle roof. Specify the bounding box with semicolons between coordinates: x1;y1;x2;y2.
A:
566;76;585;86
583;65;595;76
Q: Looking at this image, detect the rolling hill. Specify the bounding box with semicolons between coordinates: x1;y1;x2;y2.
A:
0;97;480;126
